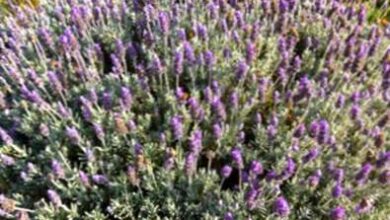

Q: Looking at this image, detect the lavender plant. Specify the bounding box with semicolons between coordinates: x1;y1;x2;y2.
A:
0;0;389;219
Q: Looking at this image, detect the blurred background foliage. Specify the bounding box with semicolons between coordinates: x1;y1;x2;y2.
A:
0;0;389;23
2;0;389;26
0;0;39;16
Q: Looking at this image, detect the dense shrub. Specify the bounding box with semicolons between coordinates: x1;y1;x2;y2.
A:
0;0;389;219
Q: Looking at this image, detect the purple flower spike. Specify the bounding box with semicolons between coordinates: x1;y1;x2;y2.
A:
93;123;105;140
332;168;344;183
379;170;390;185
282;157;296;178
235;61;249;81
302;147;319;163
102;92;112;110
65;126;81;145
47;189;62;207
183;41;195;64
0;127;13;145
170;116;183;140
224;212;234;220
221;165;232;178
47;71;63;93
273;196;290;217
213;123;223;140
173;50;184;75
377;151;390;168
79;171;90;187
0;154;15;166
184;152;197;177
249;160;263;175
355;198;373;214
246;42;256;64
332;184;343;198
355;163;373;184
335;95;345;108
92;174;109;185
230;147;243;169
51;159;65;179
189;129;202;155
350;104;360;120
204;50;215;69
120;86;132;109
317;119;330;144
293;123;306;138
197;23;208;40
158;12;170;34
330;206;346;220
211;97;227;120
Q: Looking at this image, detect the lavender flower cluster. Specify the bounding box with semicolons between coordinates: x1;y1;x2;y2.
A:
0;0;389;219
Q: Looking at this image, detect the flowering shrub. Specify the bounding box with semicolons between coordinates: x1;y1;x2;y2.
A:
0;0;389;219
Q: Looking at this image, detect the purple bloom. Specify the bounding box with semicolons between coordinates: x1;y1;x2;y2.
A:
79;171;90;187
378;170;390;185
0;154;15;166
249;160;263;175
184;152;197;176
355;163;373;184
335;95;345;108
47;189;62;207
170;116;183;140
204;50;215;69
221;165;232;178
197;23;208;40
102;92;112;110
377;151;390;168
213;123;223;140
230;147;243;168
245;188;259;209
183;41;195;64
229;91;239;109
51;160;65;179
177;28;186;41
332;168;344;183
307;175;320;187
302;147;319;163
293;124;306;138
355;198;373;214
332;184;343;198
267;125;278;139
235;61;249;81
330;206;346;220
189;129;202;155
92;174;109;185
0;127;13;145
93;123;104;140
47;71;63;93
246;42;256;64
281;157;296;178
151;54;163;74
158;12;170;34
120;86;132;109
81;101;93;122
211;97;227;120
350;104;360;120
224;212;234;220
65;126;81;145
309;120;320;137
317;119;330;144
173;50;184;75
273;196;290;217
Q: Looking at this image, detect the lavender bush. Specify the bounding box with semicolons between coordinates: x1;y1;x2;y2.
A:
0;0;389;219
